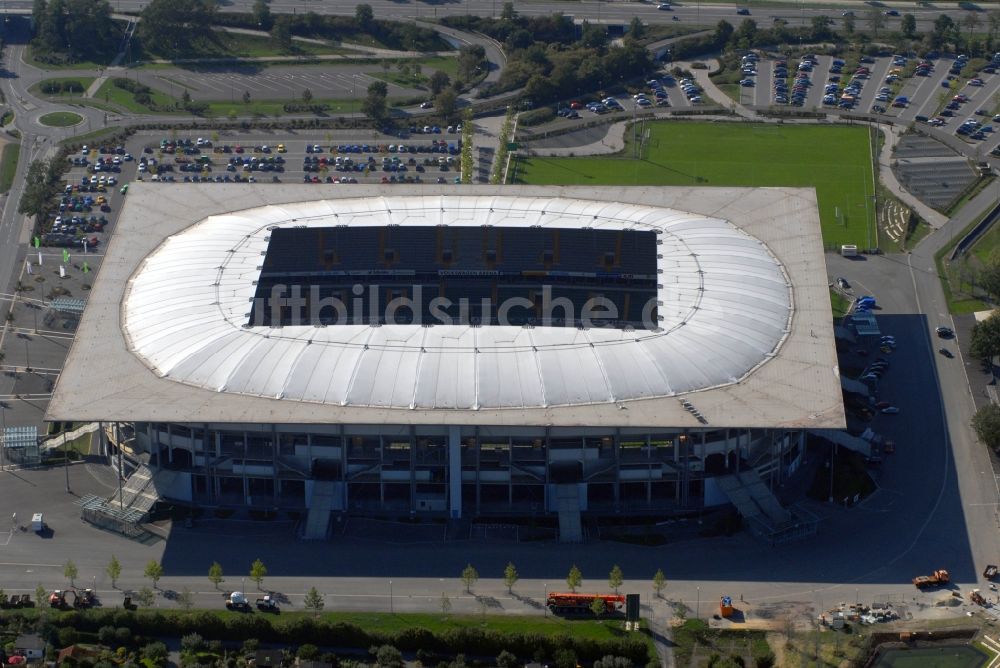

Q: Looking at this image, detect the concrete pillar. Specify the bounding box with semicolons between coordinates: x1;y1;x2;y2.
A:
409;427;417;512
448;425;461;519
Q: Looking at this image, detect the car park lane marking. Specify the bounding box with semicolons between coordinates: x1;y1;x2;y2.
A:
0;562;63;568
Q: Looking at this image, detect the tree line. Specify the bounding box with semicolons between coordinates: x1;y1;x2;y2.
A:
30;0;118;65
443;6;654;107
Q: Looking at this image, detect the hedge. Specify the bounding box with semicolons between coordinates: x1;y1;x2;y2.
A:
0;610;652;664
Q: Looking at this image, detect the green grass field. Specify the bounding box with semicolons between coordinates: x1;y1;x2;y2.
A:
29;77;95;98
38;111;83;127
514;122;877;249
0;143;19;194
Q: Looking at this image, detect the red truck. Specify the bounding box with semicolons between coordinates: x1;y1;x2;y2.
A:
546;592;624;615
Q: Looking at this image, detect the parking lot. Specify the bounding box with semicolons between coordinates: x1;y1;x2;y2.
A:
43;127;487;245
554;71;705;121
735;50;1000;159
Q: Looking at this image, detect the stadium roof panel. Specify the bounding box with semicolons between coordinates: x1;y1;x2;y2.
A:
48;185;845;429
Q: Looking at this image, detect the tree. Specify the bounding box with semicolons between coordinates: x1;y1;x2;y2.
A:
355;3;374;30
589;597;605;617
503;562;519;593
979;249;1000;302
302;88;314;103
628;16;645;40
270;16;293;51
304;586;325;612
242;90;251;104
974;404;1000;451
35;584;47;605
373;645;403;668
143;560;164;589
500;2;516;21
106;555;122;588
178;587;194;611
653;568;667;598
971;312;1000;363
136;587;156;607
429;70;451;96
932;14;957;48
435;88;458;122
440;591;452;613
461;564;479;593
497;651;518;668
901;13;917;38
252;0;273;31
250;558;267;589
567;565;582;592
457;44;486;83
208;562;224;589
866;8;887;37
362;80;389;124
64;559;78;586
963;12;982;40
988;10;1000;45
298;645;321;661
608;564;624;593
142;642;168;664
810;15;832;41
843;14;855;35
138;0;217;58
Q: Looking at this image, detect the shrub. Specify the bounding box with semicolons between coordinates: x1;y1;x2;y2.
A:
298;644;320;660
98;626;116;646
142;642;168;664
57;626;78;648
180;633;205;652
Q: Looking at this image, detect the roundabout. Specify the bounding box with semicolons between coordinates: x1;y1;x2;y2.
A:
37;110;83;127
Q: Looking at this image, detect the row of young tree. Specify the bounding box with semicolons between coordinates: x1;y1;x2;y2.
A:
668;10;1000;66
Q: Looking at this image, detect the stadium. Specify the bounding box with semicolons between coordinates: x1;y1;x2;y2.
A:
48;184;844;541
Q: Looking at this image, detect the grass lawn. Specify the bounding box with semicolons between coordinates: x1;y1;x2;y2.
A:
202;97;365;118
133;31;351;62
514;122;876;250
830;288;851;318
94;79;179;115
935;210;993;314
29;77;96;98
38;111;83;127
0;143;20;193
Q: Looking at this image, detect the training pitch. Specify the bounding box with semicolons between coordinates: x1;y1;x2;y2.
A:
513;122;876;249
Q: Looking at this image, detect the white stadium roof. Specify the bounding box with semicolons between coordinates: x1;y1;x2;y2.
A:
48;185;845;429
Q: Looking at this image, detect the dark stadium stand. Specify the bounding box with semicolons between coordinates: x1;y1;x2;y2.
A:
250;226;658;329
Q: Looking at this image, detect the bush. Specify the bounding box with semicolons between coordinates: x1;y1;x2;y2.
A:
98;626;116;646
298;644;320;660
57;626;78;648
114;627;132;647
373;645;403;668
180;633;205;652
142;642;168;664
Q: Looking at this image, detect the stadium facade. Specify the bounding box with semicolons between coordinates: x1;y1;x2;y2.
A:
49;185;843;537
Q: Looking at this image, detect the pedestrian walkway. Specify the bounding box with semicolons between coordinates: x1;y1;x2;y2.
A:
877;124;949;229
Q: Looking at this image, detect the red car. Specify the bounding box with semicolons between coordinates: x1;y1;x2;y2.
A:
569;101;583;109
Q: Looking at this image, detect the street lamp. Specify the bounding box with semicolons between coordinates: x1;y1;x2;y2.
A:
543;583;547;617
696;586;700;619
389;579;393;613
